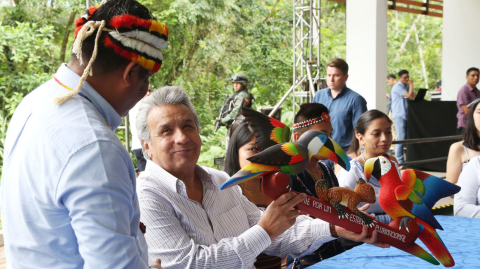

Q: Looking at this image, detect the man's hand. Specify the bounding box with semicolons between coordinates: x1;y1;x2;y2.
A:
149;258;162;269
408;79;414;86
258;192;307;241
335;225;390;249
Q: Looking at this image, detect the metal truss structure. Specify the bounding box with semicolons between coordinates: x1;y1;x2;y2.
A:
269;0;324;117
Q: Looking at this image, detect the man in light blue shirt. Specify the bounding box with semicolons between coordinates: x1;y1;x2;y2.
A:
0;1;167;268
391;69;416;163
312;58;367;148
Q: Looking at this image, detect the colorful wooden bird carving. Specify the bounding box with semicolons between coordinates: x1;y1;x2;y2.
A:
315;178;376;227
364;156;461;267
219;108;350;190
241;107;290;151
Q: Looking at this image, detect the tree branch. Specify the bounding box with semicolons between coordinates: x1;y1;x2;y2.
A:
60;9;78;63
264;0;281;23
395;14;422;61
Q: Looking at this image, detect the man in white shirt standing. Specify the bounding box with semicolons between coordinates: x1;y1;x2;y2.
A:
135;86;388;269
1;1;167;268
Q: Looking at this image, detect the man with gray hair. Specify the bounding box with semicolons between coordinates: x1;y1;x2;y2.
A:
136;86;387;269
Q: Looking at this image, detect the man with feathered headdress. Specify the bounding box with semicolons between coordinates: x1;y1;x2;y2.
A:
1;1;167;268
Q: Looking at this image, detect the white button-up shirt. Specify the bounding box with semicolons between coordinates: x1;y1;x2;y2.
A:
138;160;335;269
1;64;149;268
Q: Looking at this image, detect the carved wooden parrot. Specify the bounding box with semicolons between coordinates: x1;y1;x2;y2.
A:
364;156;461;267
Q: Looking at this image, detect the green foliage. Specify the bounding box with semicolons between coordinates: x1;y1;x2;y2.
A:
0;0;444;174
387;12;443;92
0;21;55;175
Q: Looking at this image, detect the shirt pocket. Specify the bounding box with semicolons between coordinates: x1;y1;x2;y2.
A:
211;204;250;240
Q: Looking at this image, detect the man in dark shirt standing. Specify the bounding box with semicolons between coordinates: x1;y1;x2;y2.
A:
312;58;367;148
456;67;480;135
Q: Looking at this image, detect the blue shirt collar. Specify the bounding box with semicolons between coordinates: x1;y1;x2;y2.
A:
327;85;349;99
55;64;122;130
395;81;408;87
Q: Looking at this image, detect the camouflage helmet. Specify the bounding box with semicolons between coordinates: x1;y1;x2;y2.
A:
231;73;248;86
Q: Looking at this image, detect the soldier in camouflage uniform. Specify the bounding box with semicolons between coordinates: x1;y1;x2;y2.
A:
220;73;254;126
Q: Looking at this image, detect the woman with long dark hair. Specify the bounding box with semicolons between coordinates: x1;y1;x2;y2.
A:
454;98;480;218
446;98;480;184
224;118;280;268
337;110;399;223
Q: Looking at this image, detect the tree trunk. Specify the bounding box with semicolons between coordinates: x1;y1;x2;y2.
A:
394;14;422;61
411;15;428;89
60;10;78;63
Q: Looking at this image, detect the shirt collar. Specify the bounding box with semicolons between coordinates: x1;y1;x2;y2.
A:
144;160;218;193
465;83;477;92
397;81;408;87
55;64;122;130
328;85;349;98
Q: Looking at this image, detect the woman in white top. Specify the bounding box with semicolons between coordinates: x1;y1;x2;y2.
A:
454;155;480;218
446;98;480;184
337;110;400;223
454;98;480;218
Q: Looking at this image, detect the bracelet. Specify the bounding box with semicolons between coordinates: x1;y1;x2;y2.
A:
330;223;339;238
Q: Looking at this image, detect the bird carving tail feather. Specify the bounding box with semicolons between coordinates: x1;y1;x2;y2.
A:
417;219;455;267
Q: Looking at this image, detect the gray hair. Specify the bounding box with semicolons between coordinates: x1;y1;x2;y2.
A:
136;86;200;160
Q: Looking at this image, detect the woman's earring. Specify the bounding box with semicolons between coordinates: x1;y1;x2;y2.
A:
360;144;365;154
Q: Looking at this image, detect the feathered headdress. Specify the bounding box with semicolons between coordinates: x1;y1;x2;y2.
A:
54;3;168;105
292;112;331;130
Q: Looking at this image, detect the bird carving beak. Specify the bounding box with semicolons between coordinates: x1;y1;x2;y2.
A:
219;163;265;190
312;137;350;171
364;157;381;181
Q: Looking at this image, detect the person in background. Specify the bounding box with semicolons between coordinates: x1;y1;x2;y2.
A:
220;73;254;127
456;67;480;135
386;74;397;116
290;103;336;197
337;110;399;224
312;58;367;148
130;85;152;173
136;86;387;269
387;74;398;153
0;0;167;268
454;154;480;218
224;106;377;269
286;103;367;268
224;118;282;269
446;98;480;185
391;69;416;164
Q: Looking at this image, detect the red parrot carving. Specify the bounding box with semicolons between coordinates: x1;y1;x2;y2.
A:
364;156;461;267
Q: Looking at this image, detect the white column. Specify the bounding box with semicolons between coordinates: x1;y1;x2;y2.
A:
442;0;480;101
346;0;388;112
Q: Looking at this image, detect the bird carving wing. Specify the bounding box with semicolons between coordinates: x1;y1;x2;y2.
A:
242;107;290;151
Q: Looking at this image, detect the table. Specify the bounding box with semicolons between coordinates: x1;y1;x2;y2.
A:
310;216;480;268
